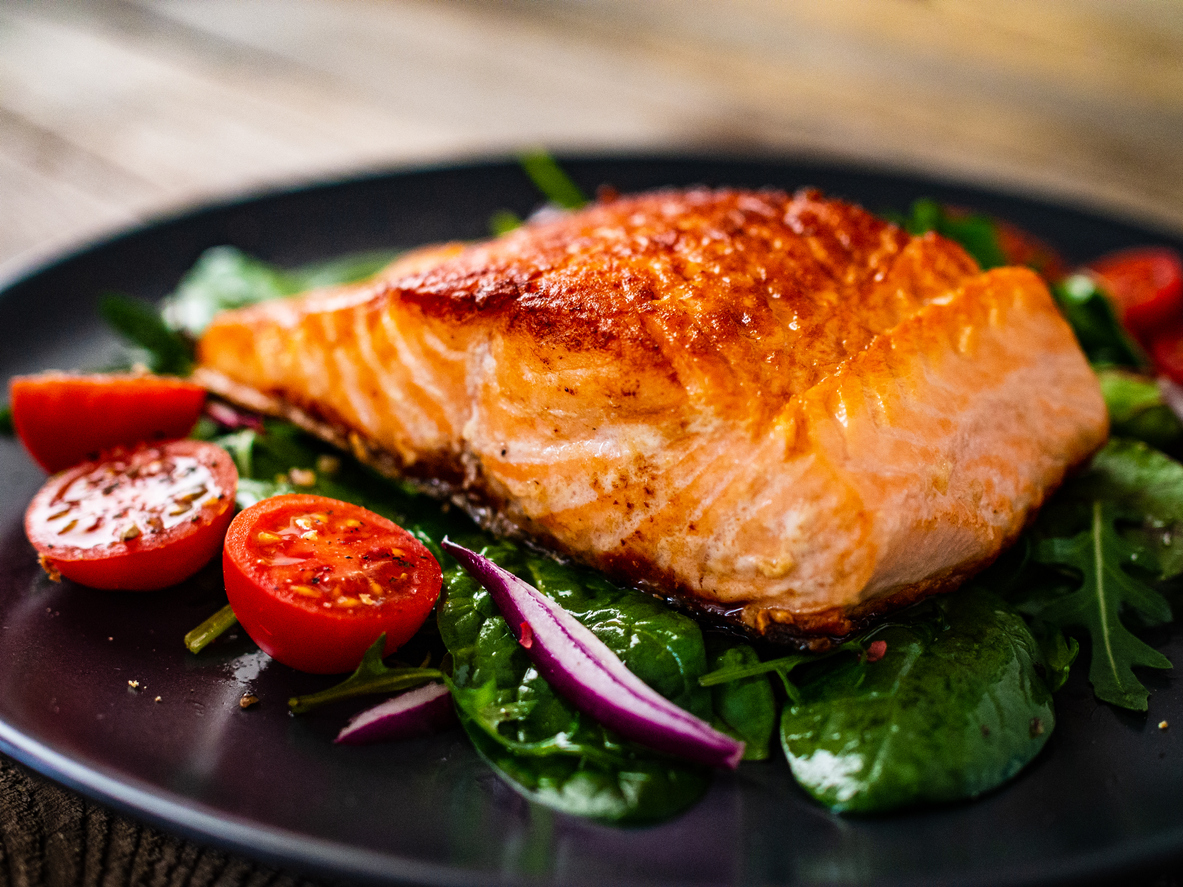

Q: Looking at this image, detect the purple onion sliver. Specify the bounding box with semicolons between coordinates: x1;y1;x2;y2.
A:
441;539;744;769
334;682;455;745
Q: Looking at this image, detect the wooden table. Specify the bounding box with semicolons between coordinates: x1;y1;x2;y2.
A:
1;2;1181;885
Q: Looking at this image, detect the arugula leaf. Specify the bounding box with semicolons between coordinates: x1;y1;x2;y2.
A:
160;246;397;337
98;293;194;375
289;635;441;714
1050;274;1145;368
518;150;589;210
1031;500;1172;710
780;590;1054;813
437;542;712;824
1097;369;1183;451
1060;438;1183;579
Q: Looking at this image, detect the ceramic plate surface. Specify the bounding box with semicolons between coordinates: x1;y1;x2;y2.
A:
0;157;1180;887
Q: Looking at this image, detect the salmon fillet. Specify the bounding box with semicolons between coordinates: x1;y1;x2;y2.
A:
194;188;1108;645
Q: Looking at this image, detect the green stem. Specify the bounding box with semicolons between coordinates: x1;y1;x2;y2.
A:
288;667;443;714
184;604;238;654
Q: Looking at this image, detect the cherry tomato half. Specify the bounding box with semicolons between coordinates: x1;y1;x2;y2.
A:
223;494;442;674
25;439;238;590
1088;247;1183;338
9;372;206;473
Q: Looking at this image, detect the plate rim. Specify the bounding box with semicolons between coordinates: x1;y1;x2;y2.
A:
1;153;1182;887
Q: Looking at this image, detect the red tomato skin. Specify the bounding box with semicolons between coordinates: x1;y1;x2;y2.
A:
24;440;237;591
223;495;442;674
1149;324;1183;387
10;373;206;473
1089;247;1183;338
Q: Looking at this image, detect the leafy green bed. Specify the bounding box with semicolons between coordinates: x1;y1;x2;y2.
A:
4;177;1180;824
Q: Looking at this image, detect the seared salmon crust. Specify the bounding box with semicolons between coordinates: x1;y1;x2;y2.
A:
196;187;1108;646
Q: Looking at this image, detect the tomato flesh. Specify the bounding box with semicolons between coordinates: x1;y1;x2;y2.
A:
10;372;206;473
24;439;237;590
1089;247;1183;338
223;494;442;674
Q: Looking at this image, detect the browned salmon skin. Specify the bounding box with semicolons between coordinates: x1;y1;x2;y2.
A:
195;188;1108;644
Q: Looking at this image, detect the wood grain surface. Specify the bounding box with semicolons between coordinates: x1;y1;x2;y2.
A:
1;2;1182;885
2;0;1181;284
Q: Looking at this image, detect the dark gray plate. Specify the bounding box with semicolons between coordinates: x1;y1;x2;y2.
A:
0;157;1180;887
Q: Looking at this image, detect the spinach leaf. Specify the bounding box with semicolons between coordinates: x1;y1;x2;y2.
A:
437;542;711;824
1097;369;1183;451
780;590;1054;813
1030;500;1173;710
160;246;396;337
703;639;776;761
98;293;194;375
1050;274;1144;368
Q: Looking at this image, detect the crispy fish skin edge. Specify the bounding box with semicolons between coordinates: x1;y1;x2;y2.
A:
192;366;1095;651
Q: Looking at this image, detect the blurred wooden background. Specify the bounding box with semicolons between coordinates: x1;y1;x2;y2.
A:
1;0;1181;286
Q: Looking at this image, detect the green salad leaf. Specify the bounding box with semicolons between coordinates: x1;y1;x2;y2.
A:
1097;369;1183;451
1050;274;1145;369
438;541;712;824
98;293;194;375
703;639;777;761
289;635;442;714
890;198;1008;270
161;245;397;337
780;590;1054;813
518;150;589;211
0;403;12;436
1029;499;1173;710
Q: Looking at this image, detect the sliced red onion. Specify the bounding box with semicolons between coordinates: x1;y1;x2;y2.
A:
1158;376;1183;425
204;400;265;432
441;540;744;769
334;682;455;745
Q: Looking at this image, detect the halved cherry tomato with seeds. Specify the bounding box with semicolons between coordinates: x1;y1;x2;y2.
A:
222;494;442;674
24;439;237;590
10;372;206;473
